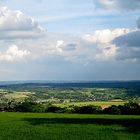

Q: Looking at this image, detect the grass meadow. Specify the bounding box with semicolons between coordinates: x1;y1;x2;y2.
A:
0;113;140;140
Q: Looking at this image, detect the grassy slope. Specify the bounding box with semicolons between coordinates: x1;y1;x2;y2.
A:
0;113;140;140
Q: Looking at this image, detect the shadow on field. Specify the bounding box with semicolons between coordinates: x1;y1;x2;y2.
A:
24;117;140;133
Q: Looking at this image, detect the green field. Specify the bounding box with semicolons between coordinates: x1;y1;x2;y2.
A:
0;113;140;140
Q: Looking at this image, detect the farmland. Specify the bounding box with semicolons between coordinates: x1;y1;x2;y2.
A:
0;88;128;104
0;81;140;104
0;112;140;140
0;81;140;113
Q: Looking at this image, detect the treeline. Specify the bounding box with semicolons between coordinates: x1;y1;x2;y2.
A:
0;100;140;115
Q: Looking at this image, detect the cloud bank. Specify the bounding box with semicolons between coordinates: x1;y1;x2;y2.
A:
0;6;140;64
39;28;134;63
137;17;140;28
113;30;140;61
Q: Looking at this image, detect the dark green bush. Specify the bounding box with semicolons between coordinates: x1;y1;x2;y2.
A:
103;105;121;115
45;106;65;113
73;105;102;114
1;100;140;115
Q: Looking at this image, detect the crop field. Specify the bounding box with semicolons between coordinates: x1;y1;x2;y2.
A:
54;101;125;109
0;113;140;140
4;92;31;101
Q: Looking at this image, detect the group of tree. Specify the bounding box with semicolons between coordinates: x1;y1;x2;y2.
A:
0;100;140;115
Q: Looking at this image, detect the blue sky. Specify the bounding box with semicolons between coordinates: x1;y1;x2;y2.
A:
2;0;138;33
0;0;140;81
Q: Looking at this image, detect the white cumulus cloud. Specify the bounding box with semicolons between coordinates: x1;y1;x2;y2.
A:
0;6;45;39
82;28;132;60
0;44;30;61
83;28;131;46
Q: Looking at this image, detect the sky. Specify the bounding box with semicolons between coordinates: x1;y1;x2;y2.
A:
0;0;140;81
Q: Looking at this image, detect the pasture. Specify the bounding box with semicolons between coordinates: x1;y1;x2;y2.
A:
0;113;140;140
